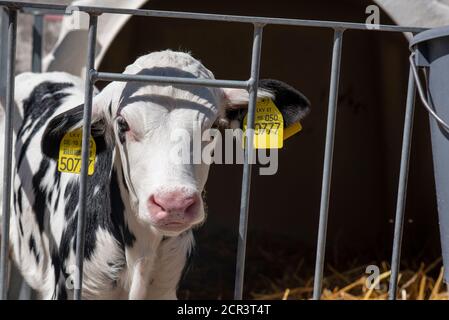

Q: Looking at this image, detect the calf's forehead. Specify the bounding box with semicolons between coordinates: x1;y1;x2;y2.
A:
117;80;222;128
117;51;224;112
126;50;215;79
120;96;220;133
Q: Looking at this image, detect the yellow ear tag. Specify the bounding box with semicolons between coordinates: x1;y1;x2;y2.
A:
284;122;303;140
58;129;96;175
243;98;284;149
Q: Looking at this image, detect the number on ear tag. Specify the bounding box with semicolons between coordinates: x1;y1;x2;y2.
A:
58;129;96;175
243;98;284;149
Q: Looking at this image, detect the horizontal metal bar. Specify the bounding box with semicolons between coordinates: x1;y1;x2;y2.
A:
0;0;428;33
93;71;250;89
20;7;65;16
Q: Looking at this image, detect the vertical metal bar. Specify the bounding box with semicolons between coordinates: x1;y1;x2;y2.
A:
0;8;17;301
74;13;98;301
312;28;344;300
234;24;264;301
18;278;32;300
388;65;416;300
15;13;45;301
0;8;7;107
32;14;44;73
0;7;7;299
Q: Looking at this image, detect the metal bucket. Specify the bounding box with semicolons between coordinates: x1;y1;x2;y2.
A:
411;26;449;283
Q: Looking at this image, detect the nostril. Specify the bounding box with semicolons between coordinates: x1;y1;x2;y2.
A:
149;195;166;212
183;196;196;209
184;195;199;217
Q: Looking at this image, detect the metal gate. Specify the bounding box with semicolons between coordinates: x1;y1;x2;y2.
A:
0;1;429;300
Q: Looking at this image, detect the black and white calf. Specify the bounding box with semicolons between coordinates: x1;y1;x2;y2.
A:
2;50;310;299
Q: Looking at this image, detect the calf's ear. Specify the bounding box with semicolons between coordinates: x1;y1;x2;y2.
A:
222;79;311;128
41;103;108;160
41;82;119;159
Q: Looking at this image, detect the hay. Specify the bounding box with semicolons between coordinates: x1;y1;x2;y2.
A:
179;230;446;300
252;260;448;300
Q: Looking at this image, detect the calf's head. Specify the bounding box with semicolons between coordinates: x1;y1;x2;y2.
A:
42;51;310;236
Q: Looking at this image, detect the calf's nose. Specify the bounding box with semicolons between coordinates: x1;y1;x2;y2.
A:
149;190;200;222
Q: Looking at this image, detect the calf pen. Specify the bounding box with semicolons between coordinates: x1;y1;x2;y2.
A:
0;0;446;300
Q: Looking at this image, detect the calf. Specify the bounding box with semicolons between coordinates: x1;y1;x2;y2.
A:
2;50;310;299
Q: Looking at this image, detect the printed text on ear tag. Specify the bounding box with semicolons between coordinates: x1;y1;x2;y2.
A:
58;129;96;175
243;98;284;149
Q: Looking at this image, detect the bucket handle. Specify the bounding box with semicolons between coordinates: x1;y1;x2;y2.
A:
409;52;449;133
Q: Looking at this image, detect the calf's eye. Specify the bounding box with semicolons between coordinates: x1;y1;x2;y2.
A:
117;117;130;144
117;117;130;133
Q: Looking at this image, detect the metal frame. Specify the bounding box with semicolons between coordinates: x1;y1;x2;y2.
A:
388;64;417;300
0;0;428;300
0;6;16;300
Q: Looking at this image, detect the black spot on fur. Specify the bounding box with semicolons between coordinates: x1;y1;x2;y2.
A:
110;169;135;248
58;221;75;266
54;192;60;212
50;246;63;299
17;185;23;213
18;219;24;237
64;181;78;220
47;188;53;204
54;170;61;190
29;235;40;264
17;82;74;169
31;158;50;233
22;82;73;123
123;225;136;248
13;192;17;216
